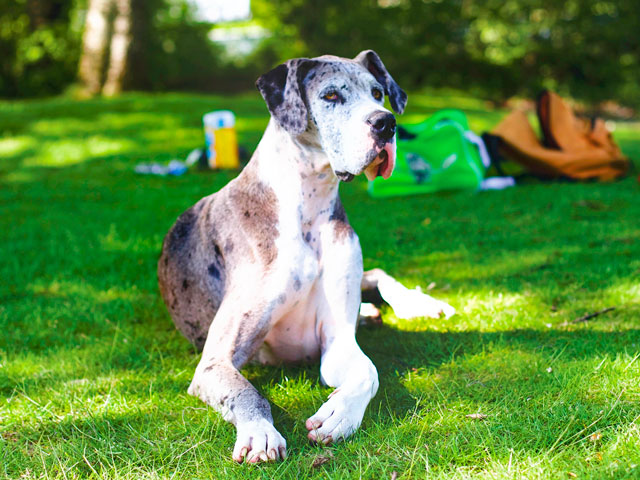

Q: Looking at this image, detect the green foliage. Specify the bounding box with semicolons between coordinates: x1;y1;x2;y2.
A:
125;0;266;93
3;0;640;105
262;0;640;106
1;91;640;478
125;0;222;92
0;0;258;98
0;0;83;97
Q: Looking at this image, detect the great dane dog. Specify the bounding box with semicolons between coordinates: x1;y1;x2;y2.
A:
158;50;454;463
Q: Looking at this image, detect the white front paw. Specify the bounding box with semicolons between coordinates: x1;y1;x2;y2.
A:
305;389;367;444
233;419;287;463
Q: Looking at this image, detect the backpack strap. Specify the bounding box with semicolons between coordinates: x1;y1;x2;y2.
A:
536;90;559;149
464;130;491;168
481;132;508;177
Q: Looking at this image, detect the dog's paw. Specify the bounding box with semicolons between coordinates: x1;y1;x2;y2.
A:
394;288;456;319
233;419;287;463
358;302;382;326
305;389;365;445
385;286;455;319
374;273;456;320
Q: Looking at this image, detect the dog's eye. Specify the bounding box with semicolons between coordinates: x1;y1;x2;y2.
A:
372;88;383;101
323;91;339;102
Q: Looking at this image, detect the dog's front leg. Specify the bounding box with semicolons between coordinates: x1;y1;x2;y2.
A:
188;296;287;463
306;223;379;444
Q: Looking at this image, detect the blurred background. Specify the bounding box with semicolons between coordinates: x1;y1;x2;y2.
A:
1;0;639;111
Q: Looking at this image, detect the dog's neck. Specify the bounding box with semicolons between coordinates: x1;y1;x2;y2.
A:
253;120;341;228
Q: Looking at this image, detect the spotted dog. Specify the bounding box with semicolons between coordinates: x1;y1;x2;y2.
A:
158;50;454;464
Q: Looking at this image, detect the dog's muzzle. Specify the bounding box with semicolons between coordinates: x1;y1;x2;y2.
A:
367;111;396;143
334;112;398;183
362;111;397;180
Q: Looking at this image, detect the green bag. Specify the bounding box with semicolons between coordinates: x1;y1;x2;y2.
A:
369;109;490;197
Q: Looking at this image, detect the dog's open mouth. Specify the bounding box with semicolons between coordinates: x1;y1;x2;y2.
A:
364;142;396;181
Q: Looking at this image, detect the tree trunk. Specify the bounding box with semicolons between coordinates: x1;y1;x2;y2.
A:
77;0;113;96
102;0;132;96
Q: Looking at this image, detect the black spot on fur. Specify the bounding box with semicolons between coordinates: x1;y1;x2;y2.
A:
305;232;312;243
330;199;347;223
214;244;222;257
293;276;302;291
182;279;189;291
330;198;354;240
208;262;220;280
167;207;196;253
185;319;198;332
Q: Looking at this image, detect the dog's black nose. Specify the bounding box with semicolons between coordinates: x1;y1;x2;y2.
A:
367;111;396;142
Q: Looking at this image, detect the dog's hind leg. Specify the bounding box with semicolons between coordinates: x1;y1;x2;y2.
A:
361;268;456;319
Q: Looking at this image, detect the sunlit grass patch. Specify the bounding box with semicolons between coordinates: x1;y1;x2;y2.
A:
21;136;138;168
0;136;35;156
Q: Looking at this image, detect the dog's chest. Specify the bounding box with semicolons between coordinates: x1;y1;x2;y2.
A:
248;158;343;364
258;292;322;364
256;221;331;364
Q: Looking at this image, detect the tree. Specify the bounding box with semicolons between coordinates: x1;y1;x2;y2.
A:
77;0;132;96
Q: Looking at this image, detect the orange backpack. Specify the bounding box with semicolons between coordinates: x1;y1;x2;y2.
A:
486;91;629;181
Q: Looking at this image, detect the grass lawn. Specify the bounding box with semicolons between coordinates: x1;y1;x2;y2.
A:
1;90;639;479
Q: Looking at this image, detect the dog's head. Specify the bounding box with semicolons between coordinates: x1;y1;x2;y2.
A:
256;50;407;181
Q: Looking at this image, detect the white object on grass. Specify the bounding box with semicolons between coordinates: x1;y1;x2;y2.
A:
368;269;456;319
480;176;516;191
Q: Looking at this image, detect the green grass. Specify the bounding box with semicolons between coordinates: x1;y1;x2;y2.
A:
1;90;639;479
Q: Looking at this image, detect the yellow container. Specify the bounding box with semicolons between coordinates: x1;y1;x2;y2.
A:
203;110;239;169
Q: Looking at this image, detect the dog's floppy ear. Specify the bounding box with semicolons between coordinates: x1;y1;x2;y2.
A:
354;50;407;114
256;58;318;135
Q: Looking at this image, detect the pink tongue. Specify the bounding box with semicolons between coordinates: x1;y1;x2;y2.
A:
379;144;396;179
